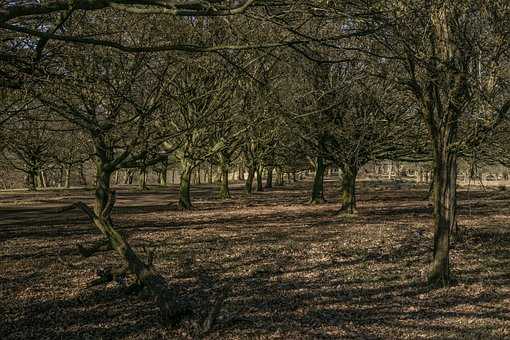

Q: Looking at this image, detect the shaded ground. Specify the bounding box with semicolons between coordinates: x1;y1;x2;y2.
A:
1;178;509;339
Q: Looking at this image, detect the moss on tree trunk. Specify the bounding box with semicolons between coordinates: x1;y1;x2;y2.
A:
339;165;358;214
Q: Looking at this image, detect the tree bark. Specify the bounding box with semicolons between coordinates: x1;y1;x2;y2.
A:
92;163;183;324
138;168;148;190
79;166;87;187
310;157;326;204
179;163;193;209
245;167;255;194
218;166;230;199
339;165;358;214
27;171;37;191
160;169;168;186
265;166;273;188
256;166;263;192
428;145;457;286
65;166;72;188
238;164;245;180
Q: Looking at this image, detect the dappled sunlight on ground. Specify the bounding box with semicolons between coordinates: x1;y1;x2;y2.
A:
1;179;509;339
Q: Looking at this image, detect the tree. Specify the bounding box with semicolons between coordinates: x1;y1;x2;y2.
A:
367;0;510;285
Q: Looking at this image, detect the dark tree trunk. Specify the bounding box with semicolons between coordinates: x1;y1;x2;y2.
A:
208;163;213;184
428;147;457;286
139;168;148;190
27;171;37;191
79;166;87;187
256;167;263;192
339;165;358;214
245;167;255;194
179;163;192;209
310;157;326;204
58;167;65;188
218;166;230;199
265;166;273;188
92;161;182;324
276;168;284;186
238;164;245;180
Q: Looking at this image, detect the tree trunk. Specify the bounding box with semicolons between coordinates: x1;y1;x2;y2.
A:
218;166;230;199
65;166;72;189
310;157;326;204
238;164;245;180
339;165;358;214
40;170;48;188
27;171;37;191
428;147;457;286
160;169;168;186
245;167;255;194
208;163;213;184
59;167;65;188
276;168;285;186
256;167;263;192
79;166;87;187
92;162;182;324
196;166;201;185
265;166;273;188
179;163;193;209
139;168;148;190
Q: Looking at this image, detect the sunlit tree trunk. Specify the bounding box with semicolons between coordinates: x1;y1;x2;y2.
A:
256;166;263;192
339;164;358;214
65;166;72;188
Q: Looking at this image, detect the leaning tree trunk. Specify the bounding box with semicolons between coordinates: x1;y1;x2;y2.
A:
179;163;193;210
310;157;326;204
40;170;47;188
266;166;274;189
218;166;230;199
91;162;182;324
256;167;263;192
428;143;457;286
245;167;255;194
339;165;358;214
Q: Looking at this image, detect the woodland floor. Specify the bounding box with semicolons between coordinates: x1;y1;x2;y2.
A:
1;178;510;339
